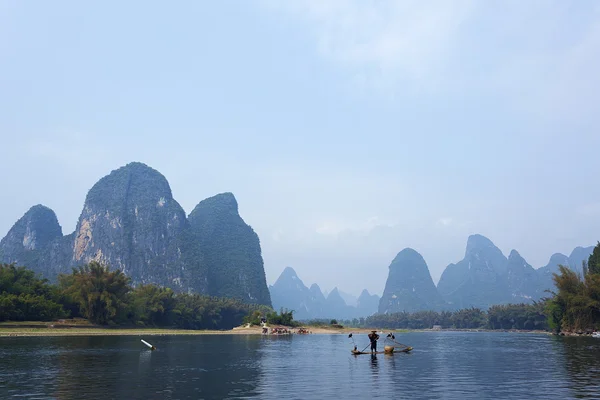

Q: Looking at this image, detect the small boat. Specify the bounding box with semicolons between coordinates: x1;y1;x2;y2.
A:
592;332;600;338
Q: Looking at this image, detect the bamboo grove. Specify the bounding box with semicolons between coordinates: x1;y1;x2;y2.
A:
0;261;270;329
545;242;600;333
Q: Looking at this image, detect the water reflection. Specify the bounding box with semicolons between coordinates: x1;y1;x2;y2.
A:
370;354;379;374
0;335;264;400
561;336;600;399
2;333;600;399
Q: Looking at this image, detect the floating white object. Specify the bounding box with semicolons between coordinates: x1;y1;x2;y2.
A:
141;339;156;350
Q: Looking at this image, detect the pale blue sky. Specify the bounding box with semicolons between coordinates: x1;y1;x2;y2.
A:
1;1;599;296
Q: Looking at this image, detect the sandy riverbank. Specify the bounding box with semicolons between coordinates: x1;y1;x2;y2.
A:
0;323;353;337
0;321;550;337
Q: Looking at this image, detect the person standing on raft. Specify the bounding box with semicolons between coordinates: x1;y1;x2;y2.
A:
368;330;379;353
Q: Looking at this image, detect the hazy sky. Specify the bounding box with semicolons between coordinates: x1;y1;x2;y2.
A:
1;1;599;297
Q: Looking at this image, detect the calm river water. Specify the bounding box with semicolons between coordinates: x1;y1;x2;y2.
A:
1;331;599;399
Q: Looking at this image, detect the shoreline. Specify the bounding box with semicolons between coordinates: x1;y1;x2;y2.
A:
0;323;552;337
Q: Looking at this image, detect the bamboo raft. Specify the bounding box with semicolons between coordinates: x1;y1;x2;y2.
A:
351;345;413;355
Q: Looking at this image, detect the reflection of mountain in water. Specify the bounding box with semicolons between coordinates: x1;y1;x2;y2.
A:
50;336;264;399
4;333;600;399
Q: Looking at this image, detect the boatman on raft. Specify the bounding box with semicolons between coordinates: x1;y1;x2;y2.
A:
368;330;379;353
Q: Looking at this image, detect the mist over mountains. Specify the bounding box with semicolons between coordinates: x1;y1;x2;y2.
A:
1;162;595;320
271;234;595;319
268;267;380;320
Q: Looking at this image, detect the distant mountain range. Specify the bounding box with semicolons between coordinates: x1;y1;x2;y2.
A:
268;267;380;320
272;234;596;318
0;162;272;306
379;234;594;313
2;162;594;318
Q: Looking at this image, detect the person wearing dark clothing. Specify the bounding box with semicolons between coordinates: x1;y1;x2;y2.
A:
368;331;379;353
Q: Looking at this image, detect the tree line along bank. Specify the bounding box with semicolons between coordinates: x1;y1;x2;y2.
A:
1;241;599;333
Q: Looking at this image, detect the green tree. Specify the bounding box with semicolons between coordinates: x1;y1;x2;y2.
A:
59;261;131;325
588;241;600;275
551;264;597;331
243;310;263;326
266;308;297;326
129;284;177;326
0;264;66;322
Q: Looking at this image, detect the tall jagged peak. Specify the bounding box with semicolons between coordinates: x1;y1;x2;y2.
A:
568;246;594;262
390;248;426;266
546;252;569;266
189;192;239;220
508;249;521;259
327;287;345;302
84;162;175;211
507;250;531;268
568;245;594;274
465;234;498;255
187;190;271;306
0;162;273;308
280;266;298;277
379;247;444;313
70;162;190;292
326;287;347;308
358;288;379;302
507;249;533;270
570;246;589;255
273;266;304;287
309;283;326;303
0;204;62;251
465;234;507;275
310;283;322;292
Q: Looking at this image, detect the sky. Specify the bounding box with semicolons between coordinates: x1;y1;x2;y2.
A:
1;1;599;297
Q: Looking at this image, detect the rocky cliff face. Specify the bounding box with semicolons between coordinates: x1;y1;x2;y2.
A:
536;247;593;295
0;205;62;253
567;246;595;275
307;283;327;317
269;267;311;318
506;250;538;302
535;252;571;298
437;234;510;310
436;236;595;310
71;162;197;291
379;248;446;313
309;283;327;304
188;192;271;305
0;205;66;278
0;162;271;306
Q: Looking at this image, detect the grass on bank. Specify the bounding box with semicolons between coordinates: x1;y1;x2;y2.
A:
0;327;238;336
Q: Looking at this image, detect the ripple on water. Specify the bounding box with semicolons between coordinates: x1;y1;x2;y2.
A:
1;333;600;399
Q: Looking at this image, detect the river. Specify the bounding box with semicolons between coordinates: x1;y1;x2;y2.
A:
1;331;599;399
